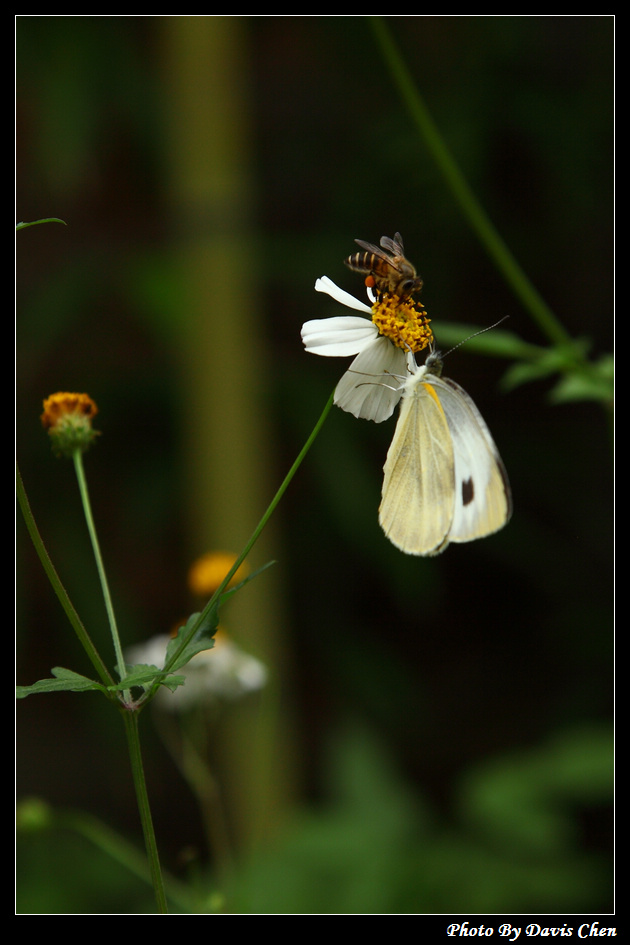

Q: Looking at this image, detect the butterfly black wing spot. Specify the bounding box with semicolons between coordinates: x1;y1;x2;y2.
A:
461;477;475;507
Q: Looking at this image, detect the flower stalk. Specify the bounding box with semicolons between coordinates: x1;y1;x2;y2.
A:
367;16;575;354
122;710;168;913
72;448;129;686
159;388;335;686
16;462;114;688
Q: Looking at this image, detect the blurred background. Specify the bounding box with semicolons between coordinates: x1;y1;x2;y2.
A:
16;16;613;914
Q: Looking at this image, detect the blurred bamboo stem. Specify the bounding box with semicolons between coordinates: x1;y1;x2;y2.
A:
160;17;298;856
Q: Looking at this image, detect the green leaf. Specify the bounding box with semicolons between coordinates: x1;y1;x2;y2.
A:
16;218;67;230
501;359;563;390
220;558;276;603
431;323;535;360
165;609;218;673
16;666;109;699
116;664;187;695
502;349;614;404
549;355;614;404
158;559;275;682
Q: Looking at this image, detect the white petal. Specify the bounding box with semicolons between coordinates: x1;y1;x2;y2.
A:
315;276;372;313
334;340;410;423
301;316;378;356
126;634;170;668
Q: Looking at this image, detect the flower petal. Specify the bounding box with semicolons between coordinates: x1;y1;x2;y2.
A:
315;276;371;313
301;316;378;357
334;340;411;423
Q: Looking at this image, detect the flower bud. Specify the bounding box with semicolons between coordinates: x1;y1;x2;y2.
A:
41;392;99;457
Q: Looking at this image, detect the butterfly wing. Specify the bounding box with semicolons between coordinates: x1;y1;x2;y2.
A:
379;369;456;555
428;375;512;545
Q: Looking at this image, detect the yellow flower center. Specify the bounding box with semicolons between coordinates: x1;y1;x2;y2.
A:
371;294;433;352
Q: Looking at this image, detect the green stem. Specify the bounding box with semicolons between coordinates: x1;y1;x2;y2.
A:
16;462;113;687
72;449;127;685
58;805;195;913
122;710;168;913
158;710;234;886
368;16;575;354
160;390;335;681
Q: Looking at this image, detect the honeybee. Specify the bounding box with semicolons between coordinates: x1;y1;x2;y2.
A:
344;232;423;302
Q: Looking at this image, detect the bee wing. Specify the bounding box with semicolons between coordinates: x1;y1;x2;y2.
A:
428;375;512;545
353;238;401;271
380;232;405;256
354;239;390;258
379;369;456;556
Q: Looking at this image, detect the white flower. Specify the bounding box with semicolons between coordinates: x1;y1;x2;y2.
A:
301;277;428;423
126;631;268;712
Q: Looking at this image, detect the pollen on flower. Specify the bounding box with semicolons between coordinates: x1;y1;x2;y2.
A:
371;295;433;353
187;551;249;598
41;392;99;456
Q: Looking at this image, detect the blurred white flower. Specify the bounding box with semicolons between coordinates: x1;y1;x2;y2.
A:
126;630;267;712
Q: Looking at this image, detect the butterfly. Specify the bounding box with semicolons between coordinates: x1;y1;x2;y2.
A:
379;349;512;556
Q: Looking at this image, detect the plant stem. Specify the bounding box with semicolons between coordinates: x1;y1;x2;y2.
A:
16;462;114;687
58;805;195;913
122;710;168;913
161;390;335;679
72;449;127;686
368;16;576;354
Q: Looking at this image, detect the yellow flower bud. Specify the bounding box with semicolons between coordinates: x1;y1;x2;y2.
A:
41;392;99;457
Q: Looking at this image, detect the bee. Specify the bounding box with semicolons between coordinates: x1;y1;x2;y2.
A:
344;232;423;302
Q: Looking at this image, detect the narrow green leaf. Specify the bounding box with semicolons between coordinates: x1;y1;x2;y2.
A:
219;558;276;603
16;666;108;699
16;218;67;230
116;664;187;694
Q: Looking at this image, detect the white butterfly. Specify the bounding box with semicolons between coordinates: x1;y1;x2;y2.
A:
379;349;512;556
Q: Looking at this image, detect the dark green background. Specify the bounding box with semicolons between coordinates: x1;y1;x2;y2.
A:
16;16;613;914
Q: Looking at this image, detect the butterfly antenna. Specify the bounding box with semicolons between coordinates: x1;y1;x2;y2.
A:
442;316;509;359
